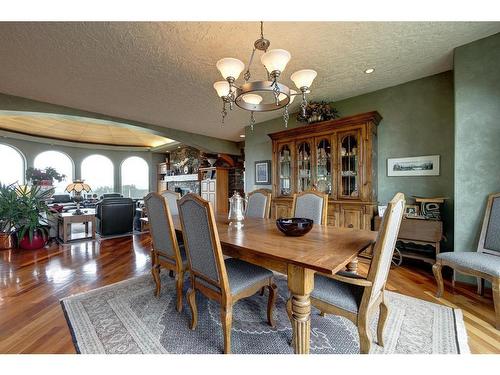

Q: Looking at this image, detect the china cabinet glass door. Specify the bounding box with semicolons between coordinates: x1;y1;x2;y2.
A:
315;137;332;195
278;144;293;196
339;132;360;198
297;140;312;192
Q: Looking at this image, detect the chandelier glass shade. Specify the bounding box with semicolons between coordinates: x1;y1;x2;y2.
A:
213;22;317;128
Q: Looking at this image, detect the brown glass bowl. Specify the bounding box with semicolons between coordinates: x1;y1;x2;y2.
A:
276;218;314;237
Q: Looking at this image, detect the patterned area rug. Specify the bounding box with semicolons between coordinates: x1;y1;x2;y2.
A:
61;274;469;354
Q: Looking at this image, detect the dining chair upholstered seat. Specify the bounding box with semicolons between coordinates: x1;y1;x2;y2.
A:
224;258;274;294
437;252;500;277
195;258;274;295
433;192;500;330
246;189;271;219
292;191;328;225
177;193;277;354
312;272;365;314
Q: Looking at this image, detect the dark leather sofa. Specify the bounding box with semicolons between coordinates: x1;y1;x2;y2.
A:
95;197;135;236
50;194;77;210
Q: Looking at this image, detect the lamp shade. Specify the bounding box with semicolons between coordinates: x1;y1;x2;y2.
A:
291;69;317;89
278;89;297;104
65;180;91;194
216;57;245;80
241;93;263;105
213;81;231;97
261;49;291;73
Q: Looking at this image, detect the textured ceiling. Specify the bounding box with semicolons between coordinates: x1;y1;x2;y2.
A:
0;22;498;141
0;114;174;147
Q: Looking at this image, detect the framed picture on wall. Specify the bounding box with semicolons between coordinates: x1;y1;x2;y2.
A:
387;155;440;177
255;160;271;185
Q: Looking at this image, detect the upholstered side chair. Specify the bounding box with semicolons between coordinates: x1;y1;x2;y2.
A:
144;192;187;312
303;192;405;353
433;192;500;329
291;191;328;225
245;189;272;219
177;193;277;354
160;189;181;216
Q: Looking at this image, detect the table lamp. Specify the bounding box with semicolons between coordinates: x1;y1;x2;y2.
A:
65;180;92;215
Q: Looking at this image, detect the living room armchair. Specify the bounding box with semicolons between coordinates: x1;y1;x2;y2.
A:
95;197;135;236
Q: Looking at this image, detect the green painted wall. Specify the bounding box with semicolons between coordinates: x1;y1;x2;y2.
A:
245;72;455;249
454;33;500;256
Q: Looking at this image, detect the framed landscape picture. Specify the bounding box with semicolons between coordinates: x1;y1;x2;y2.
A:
387;155;440;177
255;160;271;185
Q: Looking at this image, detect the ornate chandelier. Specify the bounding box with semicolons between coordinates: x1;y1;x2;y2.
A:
213;22;317;129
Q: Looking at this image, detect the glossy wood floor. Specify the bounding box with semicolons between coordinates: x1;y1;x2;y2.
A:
1;234;499;354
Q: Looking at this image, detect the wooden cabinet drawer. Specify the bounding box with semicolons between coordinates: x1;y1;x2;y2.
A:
341;205;363;229
274;203;292;219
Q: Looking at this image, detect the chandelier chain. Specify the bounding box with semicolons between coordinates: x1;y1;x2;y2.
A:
221;102;227;125
283;105;289;128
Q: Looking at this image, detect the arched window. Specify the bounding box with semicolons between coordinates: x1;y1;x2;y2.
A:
34;150;74;194
81;155;114;196
0;144;25;185
121;156;149;198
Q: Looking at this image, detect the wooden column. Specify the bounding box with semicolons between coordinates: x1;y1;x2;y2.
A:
287;264;314;354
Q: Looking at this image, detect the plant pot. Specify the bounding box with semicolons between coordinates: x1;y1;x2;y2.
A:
0;232;14;250
18;231;48;250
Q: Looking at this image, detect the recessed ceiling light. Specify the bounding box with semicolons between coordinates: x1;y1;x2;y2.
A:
364;68;375;74
239;134;246;138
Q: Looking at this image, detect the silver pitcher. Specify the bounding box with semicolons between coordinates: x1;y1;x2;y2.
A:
228;191;245;228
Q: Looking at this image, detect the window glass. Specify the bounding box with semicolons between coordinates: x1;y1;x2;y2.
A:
0;144;25;185
81;155;114;196
121;156;149;198
34;150;73;194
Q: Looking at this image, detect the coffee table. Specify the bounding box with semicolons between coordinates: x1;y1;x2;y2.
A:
57;209;96;243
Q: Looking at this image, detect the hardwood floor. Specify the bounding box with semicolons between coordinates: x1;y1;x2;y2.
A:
0;234;498;354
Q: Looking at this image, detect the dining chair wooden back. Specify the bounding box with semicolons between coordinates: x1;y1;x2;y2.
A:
144;192;186;312
366;192;406;301
245;189;272;219
160;189;181;216
309;192;405;353
291;191;328;225
177;193;277;353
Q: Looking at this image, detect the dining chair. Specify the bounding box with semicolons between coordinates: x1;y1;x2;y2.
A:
433;192;500;329
160;189;181;215
144;192;187;312
303;192;405;353
291;190;328;225
245;188;272;219
177;193;277;354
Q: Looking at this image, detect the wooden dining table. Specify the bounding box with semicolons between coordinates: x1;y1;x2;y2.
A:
171;214;376;354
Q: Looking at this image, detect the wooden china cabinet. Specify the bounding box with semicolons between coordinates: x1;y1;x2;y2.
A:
269;111;381;230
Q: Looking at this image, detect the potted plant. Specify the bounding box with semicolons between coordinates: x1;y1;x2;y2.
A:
0;183;19;249
296;101;340;123
13;185;54;250
25;167;66;186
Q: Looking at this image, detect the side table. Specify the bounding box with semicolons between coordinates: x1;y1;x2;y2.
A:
57;209;96;243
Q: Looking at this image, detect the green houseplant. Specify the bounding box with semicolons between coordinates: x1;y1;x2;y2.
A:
25;167;66;186
0;183;19;249
0;183;54;250
14;184;54;250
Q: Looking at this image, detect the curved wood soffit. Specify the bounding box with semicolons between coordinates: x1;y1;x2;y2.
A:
0;92;241;155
